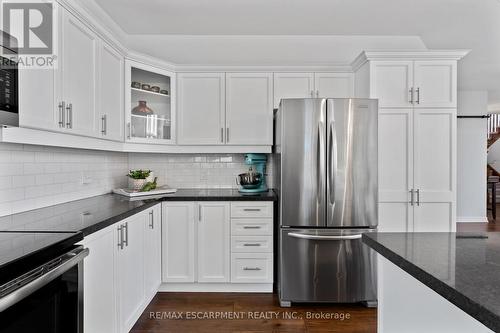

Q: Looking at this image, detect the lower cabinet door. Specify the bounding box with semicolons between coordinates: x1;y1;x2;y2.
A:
82;227;117;333
197;202;230;283
116;214;146;333
162;202;196;282
144;204;162;299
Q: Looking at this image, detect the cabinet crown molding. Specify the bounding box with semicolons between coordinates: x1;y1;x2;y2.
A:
351;50;470;71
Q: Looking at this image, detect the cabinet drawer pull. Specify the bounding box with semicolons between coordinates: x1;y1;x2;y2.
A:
243;243;261;247
243;226;261;229
243;208;261;212
243;267;262;271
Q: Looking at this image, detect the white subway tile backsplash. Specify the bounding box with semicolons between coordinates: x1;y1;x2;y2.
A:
0;143;272;218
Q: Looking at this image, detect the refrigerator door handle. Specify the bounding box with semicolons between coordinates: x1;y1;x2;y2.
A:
328;122;337;204
287;232;362;240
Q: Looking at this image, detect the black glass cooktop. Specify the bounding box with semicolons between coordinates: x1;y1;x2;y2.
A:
0;231;82;285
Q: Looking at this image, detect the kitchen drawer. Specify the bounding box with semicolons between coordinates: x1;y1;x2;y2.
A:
231;218;273;236
231;202;273;218
231;236;273;253
231;253;273;283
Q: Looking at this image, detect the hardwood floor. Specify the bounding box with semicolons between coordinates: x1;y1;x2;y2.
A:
130;293;377;333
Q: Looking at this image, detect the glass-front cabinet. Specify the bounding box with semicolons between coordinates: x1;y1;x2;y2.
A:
125;60;175;144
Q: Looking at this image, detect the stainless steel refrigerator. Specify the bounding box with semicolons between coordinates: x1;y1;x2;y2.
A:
274;98;378;307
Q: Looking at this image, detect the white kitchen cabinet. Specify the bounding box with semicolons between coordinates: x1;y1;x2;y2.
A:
98;42;124;141
413;61;457;108
60;9;99;137
354;52;463;232
125;60;175;144
116;213;146;333
370;61;414;108
412;108;456;231
144;204;162;301
81;225;117;333
225;73;273;145
162;202;195;282
197;202;230;282
177;73;225;145
273;73;315;108
314;73;354;98
19;68;58;131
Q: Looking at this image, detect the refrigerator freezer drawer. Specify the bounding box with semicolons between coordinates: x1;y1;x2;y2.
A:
280;228;377;303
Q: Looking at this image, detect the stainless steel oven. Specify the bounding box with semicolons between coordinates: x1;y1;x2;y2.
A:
0;246;89;333
0;31;18;127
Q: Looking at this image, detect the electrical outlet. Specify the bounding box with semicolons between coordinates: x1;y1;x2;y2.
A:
81;175;93;185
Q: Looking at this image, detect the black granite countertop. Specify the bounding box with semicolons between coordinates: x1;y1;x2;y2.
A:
133;188;277;202
0;189;276;237
363;232;500;332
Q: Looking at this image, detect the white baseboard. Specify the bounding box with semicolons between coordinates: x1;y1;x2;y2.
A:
159;283;273;293
456;216;489;223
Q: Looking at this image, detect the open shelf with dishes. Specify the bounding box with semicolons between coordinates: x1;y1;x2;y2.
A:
126;60;175;143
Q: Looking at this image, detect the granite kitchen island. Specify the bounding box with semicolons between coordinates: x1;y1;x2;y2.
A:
363;232;500;333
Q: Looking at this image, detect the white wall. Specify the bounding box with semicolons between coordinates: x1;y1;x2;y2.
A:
457;91;488;222
0;143;129;217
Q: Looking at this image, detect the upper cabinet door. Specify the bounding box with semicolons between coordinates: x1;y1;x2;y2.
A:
61;11;98;136
413;61;457;108
98;42;124;141
370;61;413;108
314;73;354;98
225;73;273;145
197;202;230;283
273;73;314;108
177;73;225;145
125;60;175;144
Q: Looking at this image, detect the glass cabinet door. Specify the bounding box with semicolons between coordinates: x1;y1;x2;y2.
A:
126;61;175;143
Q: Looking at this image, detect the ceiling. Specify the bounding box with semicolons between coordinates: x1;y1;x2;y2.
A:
93;0;500;103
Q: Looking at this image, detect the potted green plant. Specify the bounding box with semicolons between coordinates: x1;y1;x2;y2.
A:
127;169;154;191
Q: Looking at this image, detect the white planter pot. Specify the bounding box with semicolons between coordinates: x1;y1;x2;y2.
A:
128;172;154;191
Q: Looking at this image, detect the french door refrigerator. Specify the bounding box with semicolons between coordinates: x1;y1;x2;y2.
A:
274;98;378;307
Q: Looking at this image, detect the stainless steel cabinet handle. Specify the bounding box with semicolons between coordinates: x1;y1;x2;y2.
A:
416;189;420;206
416;88;420;104
409;88;414;104
127;122;131;139
310;90;314;97
221;127;224;143
243;208;261;212
123;222;129;247
243;267;262;271
243;226;261;229
101;115;107;135
226;128;230;143
243;243;261;247
409;189;414;206
288;232;362;240
117;225;124;250
198;204;202;222
149;211;154;229
58;101;65;127
66;103;72;128
316;90;319;97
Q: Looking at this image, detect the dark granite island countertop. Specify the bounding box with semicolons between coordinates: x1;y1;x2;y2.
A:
363;232;500;332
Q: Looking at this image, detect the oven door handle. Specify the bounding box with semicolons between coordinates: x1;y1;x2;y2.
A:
287;232;362;240
0;246;89;312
